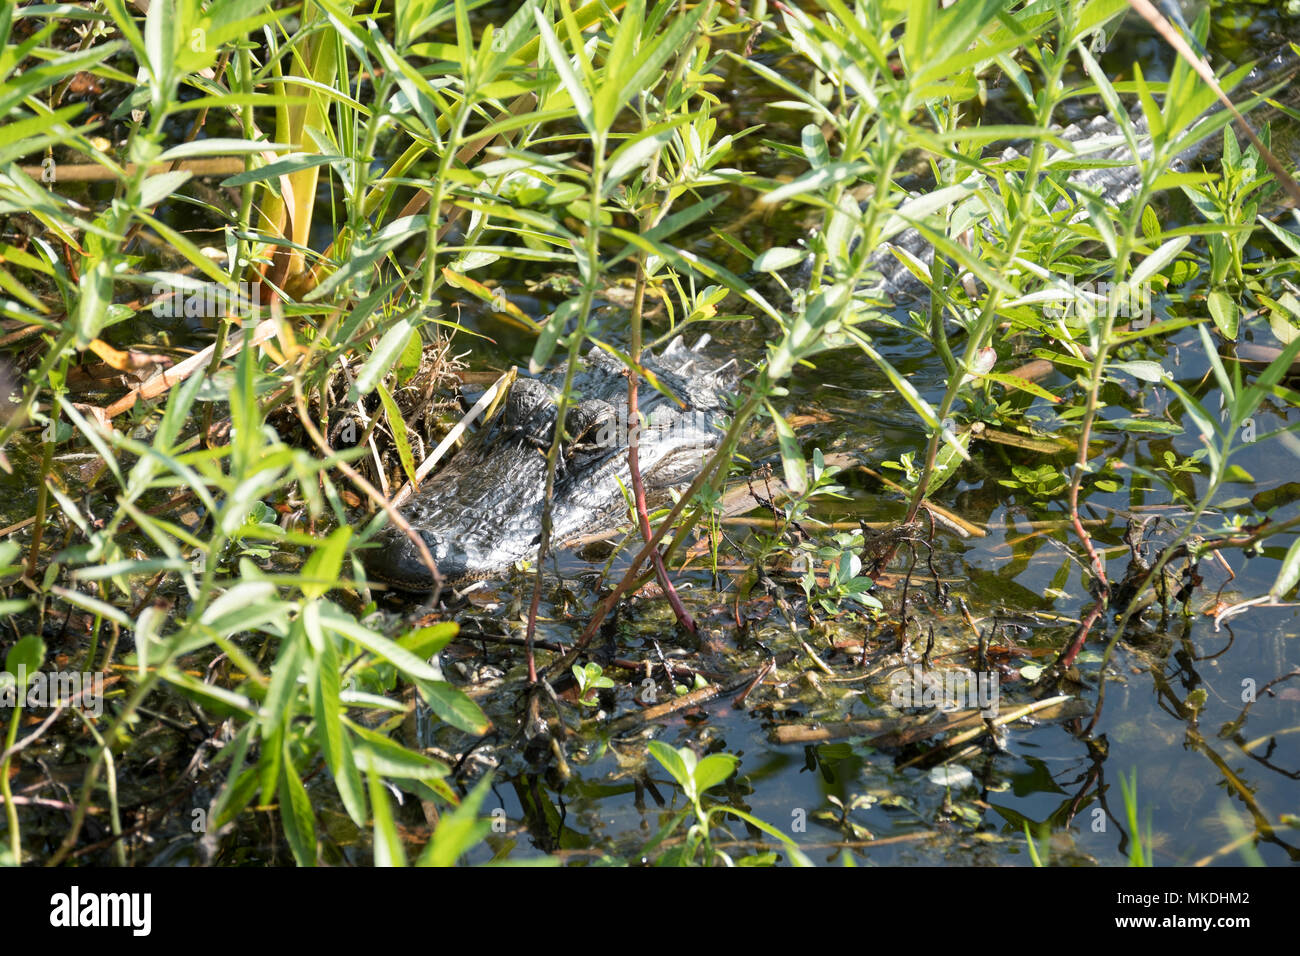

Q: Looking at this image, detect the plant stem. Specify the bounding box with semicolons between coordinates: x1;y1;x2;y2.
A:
1;702;22;863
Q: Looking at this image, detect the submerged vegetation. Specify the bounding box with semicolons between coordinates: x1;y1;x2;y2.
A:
1;0;1298;866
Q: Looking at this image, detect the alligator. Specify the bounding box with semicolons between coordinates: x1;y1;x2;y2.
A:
361;44;1298;593
362;336;735;590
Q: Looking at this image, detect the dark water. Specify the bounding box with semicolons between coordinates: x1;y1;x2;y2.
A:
443;317;1299;865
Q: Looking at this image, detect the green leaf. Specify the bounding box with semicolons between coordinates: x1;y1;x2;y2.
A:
416;774;495;867
318;604;445;681
647;741;693;796
723;806;815;867
800;123;830;169
1163;378;1221;470
415;679;491;735
1097;418;1184;435
138;170;192;207
1271;537;1300;599
398;622;460;658
1208;289;1238;339
692;753;739;794
1129;236;1189;286
142;0;176;88
301;527;352;600
1108;361;1165;383
534;7;595;137
158;138;289;161
158;667;256;718
367;763;407;867
928;426;972;497
761;161;870;205
764;400;806;495
603;122;683;195
346;719;452;785
607;227;783;323
752;247;806;272
1259;217;1300;257
981;371;1060;403
376;382;418;488
4;635;46;684
598;0;707;130
261;627;306;740
311;630;366;825
531;297;578;374
278;752;318;866
353;315;418;400
48;585;133;629
199;588;289;637
220;153;346;187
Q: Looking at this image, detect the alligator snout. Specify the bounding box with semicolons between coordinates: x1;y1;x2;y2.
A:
362;525;469;591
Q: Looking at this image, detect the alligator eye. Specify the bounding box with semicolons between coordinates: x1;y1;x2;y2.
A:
503;378;558;429
563;399;617;459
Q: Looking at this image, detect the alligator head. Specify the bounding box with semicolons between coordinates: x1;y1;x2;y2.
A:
361;336;735;591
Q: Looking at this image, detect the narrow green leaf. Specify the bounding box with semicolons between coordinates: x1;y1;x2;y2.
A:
531;298;578;374
604;125;677;195
1129;236;1189;286
353;315;418;400
1270;537;1300;599
753;247;806;273
606;0;707;128
346;719;452;783
317;604;445;681
761;162;869;205
278;750;318;866
592;0;643;129
1107;361;1166;383
534;7;595;136
220;153;346;187
764;400;806;495
376;382;419;488
158;139;289;161
367;761;407;867
313;632;366;825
